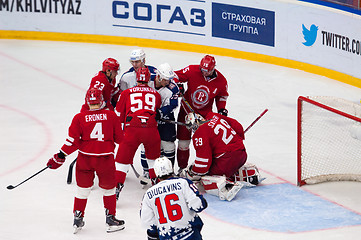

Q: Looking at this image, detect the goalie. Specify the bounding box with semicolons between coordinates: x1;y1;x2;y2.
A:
180;112;262;201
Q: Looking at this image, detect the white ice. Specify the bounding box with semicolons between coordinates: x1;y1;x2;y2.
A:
1;39;361;240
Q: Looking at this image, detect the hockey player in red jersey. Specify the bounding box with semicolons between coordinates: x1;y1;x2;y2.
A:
174;55;229;172
81;58;120;112
47;88;125;233
114;67;162;199
180;112;250;201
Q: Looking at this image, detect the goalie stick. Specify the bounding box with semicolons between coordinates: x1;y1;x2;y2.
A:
66;158;77;184
7;166;50;190
244;109;268;133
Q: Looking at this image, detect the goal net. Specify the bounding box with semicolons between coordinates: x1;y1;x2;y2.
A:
297;96;361;186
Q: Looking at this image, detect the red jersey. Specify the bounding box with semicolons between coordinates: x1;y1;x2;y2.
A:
81;71;119;112
191;113;245;175
175;65;228;117
115;84;161;128
61;108;123;156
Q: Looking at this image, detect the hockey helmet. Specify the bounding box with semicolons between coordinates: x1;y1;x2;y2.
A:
136;67;151;83
154;157;174;178
86;87;104;106
130;49;146;62
157;63;175;81
102;58;120;72
200;55;216;73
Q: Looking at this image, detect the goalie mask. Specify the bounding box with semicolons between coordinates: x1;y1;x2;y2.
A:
154;157;174;178
238;164;261;185
185;112;206;131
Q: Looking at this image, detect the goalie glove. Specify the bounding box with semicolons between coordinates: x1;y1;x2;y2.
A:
47;151;66;169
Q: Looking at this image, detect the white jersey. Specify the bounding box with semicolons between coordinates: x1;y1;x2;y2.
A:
148;79;179;116
140;177;207;240
119;65;157;91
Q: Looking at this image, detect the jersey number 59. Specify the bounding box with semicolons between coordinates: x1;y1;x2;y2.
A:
130;92;156;112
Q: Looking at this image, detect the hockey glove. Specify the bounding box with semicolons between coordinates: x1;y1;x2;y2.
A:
177;83;185;95
47;151;66;169
147;229;160;240
155;109;163;120
218;108;228;116
180;165;201;181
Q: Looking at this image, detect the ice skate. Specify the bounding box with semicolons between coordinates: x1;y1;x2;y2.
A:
73;210;85;234
105;210;125;233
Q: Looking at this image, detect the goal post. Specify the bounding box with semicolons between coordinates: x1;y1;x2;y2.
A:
297;96;361;186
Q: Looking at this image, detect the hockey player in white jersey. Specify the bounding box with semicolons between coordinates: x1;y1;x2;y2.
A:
140;157;207;240
148;63;180;168
118;49;157;91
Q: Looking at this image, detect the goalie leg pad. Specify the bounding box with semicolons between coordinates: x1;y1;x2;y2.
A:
201;175;243;201
201;175;226;201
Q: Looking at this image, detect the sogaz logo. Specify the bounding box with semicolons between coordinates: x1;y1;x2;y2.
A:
302;24;318;46
112;1;206;28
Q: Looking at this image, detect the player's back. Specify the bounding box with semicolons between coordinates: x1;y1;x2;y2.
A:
196;113;245;155
142;177;206;240
73;108;122;155
81;72;117;112
116;85;161;127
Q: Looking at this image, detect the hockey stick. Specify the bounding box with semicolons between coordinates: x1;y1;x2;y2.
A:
66;158;77;184
159;118;189;127
130;164;140;178
7;166;50;190
244;109;268;133
130;164;152;185
180;94;196;115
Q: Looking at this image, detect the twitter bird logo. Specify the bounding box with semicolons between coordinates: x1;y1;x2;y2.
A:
302;24;318;46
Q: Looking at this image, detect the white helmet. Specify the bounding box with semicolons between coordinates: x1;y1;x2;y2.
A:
153;157;173;178
185;112;206;131
157;63;175;81
130;49;146;62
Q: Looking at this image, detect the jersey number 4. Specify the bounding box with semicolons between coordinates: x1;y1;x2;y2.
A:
155;193;183;224
90;122;104;141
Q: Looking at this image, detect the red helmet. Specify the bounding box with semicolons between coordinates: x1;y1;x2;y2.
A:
136;67;151;83
102;58;120;72
200;55;216;73
86;87;104;106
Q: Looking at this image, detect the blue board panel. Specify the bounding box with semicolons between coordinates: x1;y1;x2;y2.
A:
212;3;275;47
204;183;361;232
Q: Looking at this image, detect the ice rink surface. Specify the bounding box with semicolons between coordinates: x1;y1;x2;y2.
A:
1;39;361;239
